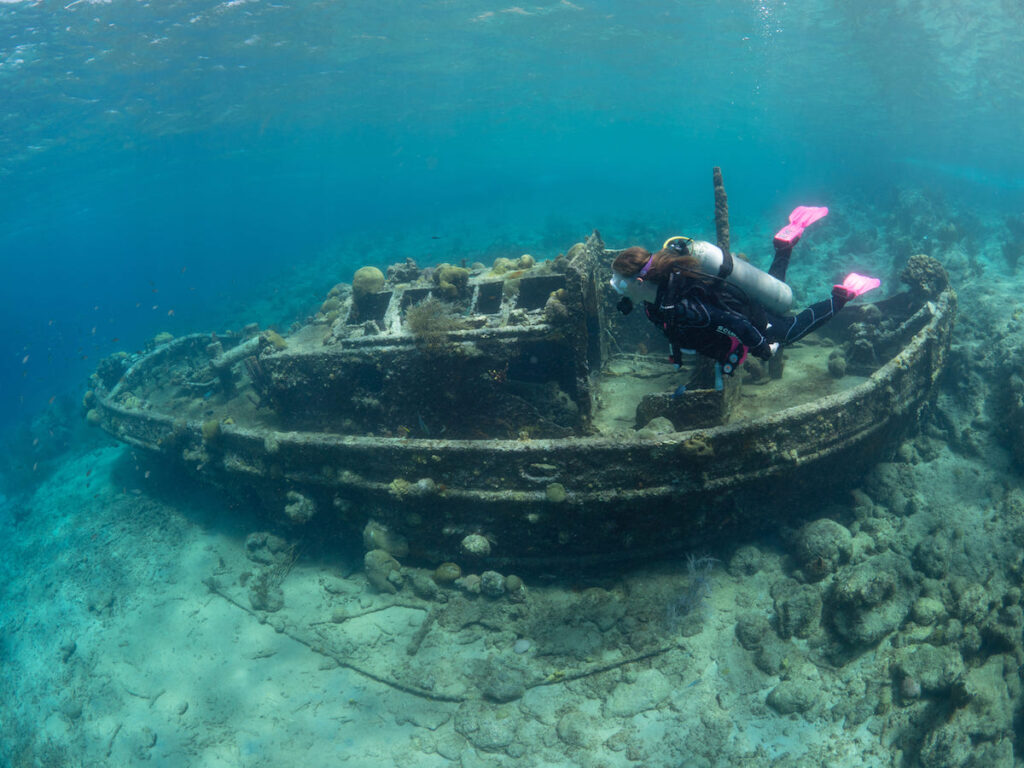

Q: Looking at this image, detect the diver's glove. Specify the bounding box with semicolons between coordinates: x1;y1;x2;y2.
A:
616;296;633;315
750;340;774;361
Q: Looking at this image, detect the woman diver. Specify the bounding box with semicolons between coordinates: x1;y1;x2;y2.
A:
609;206;880;379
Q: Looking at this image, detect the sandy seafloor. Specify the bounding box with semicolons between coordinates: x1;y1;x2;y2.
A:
4;189;1024;767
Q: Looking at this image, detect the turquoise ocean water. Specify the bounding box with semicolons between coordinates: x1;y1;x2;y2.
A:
3;0;1020;435
2;2;1024;766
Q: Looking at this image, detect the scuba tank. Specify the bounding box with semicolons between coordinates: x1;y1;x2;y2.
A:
665;237;793;315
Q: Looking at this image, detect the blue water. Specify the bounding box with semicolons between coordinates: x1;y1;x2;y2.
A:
2;3;1024;765
3;0;1021;439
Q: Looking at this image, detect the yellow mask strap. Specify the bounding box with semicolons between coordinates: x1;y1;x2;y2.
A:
661;235;694;252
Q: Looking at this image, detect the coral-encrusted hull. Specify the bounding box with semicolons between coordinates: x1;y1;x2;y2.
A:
92;276;955;568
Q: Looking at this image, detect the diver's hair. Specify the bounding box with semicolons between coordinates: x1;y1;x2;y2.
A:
611;246;709;287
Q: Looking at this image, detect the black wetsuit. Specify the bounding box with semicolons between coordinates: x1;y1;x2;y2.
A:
643;248;849;371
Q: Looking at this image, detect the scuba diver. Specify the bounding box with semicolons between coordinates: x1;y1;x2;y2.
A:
609;206;880;381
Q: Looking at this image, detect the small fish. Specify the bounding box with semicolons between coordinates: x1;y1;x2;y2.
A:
48;396;55;404
112;337;119;342
167;309;175;316
21;355;28;364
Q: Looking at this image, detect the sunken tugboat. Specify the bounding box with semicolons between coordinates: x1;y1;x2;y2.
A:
86;178;956;569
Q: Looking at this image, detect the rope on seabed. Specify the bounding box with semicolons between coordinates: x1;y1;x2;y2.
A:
203;575;466;702
203;576;680;704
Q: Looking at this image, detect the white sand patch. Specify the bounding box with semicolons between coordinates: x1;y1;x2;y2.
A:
2;430;1016;767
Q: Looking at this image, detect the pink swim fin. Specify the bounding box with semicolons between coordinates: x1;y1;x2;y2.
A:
774;205;829;247
834;272;881;299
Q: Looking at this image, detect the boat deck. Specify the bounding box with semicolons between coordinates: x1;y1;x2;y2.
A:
111;329;868;440
592;340;869;435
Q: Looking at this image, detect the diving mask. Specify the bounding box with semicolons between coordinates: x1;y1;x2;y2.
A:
609;271;656;303
610;272;636;314
609;272;631;296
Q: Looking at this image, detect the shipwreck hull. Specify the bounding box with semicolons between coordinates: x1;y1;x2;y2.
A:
93;285;955;568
